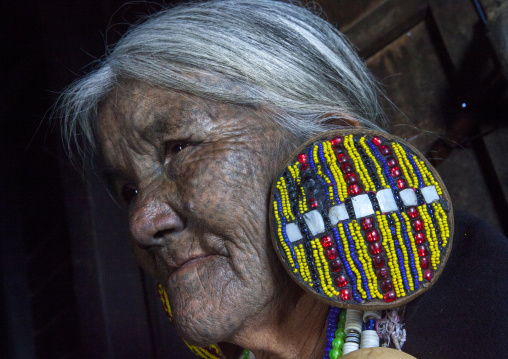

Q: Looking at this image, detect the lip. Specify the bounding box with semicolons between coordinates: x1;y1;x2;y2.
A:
171;255;216;276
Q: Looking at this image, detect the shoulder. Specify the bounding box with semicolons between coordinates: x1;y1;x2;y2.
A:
403;211;508;358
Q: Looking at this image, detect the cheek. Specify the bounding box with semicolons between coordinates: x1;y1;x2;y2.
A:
177;146;272;230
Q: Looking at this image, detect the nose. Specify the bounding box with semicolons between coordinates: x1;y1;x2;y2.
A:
129;195;185;248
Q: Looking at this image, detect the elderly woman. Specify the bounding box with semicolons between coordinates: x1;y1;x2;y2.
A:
59;0;508;358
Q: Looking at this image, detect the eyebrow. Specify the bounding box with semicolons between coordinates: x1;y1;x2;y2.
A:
139;112;184;142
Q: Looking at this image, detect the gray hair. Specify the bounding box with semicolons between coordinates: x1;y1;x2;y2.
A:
56;0;387;162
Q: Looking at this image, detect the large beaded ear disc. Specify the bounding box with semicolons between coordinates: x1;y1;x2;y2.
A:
269;129;453;310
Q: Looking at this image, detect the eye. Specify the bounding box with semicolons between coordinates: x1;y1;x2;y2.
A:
120;184;138;204
166;141;189;156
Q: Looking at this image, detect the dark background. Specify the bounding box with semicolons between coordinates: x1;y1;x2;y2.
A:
1;0;507;358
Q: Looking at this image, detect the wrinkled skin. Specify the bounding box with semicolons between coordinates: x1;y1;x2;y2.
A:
98;80;299;346
97;81;417;359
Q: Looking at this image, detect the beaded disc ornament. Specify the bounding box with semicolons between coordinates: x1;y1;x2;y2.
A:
270;129;453;310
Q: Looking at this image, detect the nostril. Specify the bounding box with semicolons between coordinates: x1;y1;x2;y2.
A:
154;228;175;240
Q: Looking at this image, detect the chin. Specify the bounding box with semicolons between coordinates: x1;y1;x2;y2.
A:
169;290;237;346
164;262;244;346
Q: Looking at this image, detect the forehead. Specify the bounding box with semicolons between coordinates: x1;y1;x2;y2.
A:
98;81;220;137
96;80;284;169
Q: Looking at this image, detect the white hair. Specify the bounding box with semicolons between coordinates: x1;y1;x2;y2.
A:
56;0;388;162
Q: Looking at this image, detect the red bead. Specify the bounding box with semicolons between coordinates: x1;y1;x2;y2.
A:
396;178;407;189
340;288;351;301
337;153;349;163
372;254;385;268
330;260;342;272
300;163;311;172
325;248;338;260
372;136;383;146
383;290;397;303
331;136;343;146
414;231;425;244
386;156;398;167
369;242;382;255
361;217;374;230
344;173;358;185
379;145;392;156
407;206;419;219
366;229;380;242
320;235;333;248
376;267;389;279
380;279;393;293
297;153;308;164
423;269;433;281
341;162;353;174
417;245;427;257
348;183;362;196
390;166;402;178
335;275;349;288
420;256;429;269
412;219;423;231
309;198;318;209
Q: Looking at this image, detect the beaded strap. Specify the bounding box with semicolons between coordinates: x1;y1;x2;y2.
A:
325;307;383;358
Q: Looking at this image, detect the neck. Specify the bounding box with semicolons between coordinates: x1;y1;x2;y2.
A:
230;290;330;359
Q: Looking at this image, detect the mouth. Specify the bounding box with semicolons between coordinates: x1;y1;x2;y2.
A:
170;255;216;277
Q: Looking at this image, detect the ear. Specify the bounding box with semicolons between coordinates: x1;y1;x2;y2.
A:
321;113;363;128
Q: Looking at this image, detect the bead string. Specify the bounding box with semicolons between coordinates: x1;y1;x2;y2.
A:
400;212;423;284
157;284;224;359
377;212;404;297
339;222;367;301
318;143;340;204
295;243;312;284
325;307;346;359
344;135;374;192
323;141;348;202
313;238;341;297
310;144;331;194
392;143;415;188
367;141;396;189
273;198;297;269
325;308;383;358
332;227;362;302
359;137;388;189
389;216;410;293
351;221;383;299
397;212;420;289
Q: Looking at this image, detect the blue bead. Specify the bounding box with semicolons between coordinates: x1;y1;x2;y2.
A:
364;319;376;330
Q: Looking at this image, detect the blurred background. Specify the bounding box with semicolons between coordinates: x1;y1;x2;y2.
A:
2;0;507;358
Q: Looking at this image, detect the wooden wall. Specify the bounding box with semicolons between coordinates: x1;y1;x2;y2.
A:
320;0;508;234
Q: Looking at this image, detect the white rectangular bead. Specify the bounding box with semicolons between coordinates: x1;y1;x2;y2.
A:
304;210;326;236
400;188;418;206
376;188;398;213
422;185;440;203
328;204;349;225
351;194;375;219
285;222;303;243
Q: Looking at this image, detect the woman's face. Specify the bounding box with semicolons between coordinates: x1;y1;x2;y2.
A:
98;81;292;345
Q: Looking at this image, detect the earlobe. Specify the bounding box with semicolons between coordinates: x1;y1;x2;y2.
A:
269;128;453;310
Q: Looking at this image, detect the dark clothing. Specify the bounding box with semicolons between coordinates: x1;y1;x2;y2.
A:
404;211;508;358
